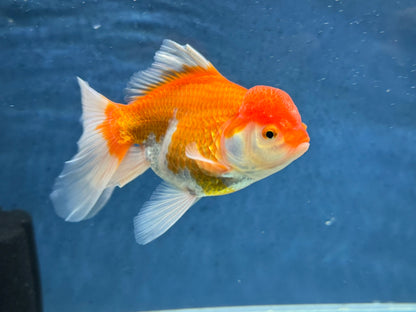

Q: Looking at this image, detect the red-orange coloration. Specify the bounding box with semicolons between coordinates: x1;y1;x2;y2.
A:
96;103;132;163
50;40;310;245
99;65;247;180
223;86;309;147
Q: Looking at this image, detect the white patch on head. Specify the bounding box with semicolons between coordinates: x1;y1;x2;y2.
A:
222;122;309;182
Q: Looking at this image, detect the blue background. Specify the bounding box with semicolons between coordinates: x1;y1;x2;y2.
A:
1;0;415;311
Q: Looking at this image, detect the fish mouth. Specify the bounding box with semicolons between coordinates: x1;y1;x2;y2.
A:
291;142;310;159
283;126;310;148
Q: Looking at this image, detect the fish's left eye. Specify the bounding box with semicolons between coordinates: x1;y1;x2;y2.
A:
265;131;274;139
262;127;277;139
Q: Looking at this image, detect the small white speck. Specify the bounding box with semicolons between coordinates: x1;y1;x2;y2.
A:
338;9;344;13
237;279;241;283
261;231;265;235
93;24;101;30
379;30;385;34
386;89;391;93
325;217;336;226
9;104;15;108
411;86;415;89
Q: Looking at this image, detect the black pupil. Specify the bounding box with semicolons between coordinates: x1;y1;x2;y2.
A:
265;131;274;139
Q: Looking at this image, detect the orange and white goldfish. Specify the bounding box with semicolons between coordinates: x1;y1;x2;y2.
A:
50;39;310;245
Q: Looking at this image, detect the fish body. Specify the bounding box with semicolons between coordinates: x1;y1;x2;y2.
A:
120;64;248;196
50;40;310;244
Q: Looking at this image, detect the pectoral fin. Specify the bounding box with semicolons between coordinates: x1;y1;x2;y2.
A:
134;183;200;245
185;142;230;175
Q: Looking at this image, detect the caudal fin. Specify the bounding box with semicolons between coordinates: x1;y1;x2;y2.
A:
50;78;149;222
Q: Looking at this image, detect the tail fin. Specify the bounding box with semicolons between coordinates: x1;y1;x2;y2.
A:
50;78;149;222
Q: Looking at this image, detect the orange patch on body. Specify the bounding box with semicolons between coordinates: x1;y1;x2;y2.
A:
125;65;247;171
92;64;251;194
96;102;132;163
120;65;247;193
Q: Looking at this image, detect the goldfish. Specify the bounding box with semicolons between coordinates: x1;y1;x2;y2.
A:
50;39;310;245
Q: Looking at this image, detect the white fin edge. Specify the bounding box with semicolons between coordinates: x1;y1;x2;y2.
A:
84;146;150;219
50;78;120;222
185;142;219;166
134;183;200;245
108;145;149;188
185;142;231;175
125;39;213;102
83;187;116;220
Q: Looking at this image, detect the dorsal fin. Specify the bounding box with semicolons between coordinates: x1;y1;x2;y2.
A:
125;39;217;103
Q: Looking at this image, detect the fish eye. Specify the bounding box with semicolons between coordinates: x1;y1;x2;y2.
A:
265;131;274;139
262;127;277;140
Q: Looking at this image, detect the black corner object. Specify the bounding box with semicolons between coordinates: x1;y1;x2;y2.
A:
0;209;42;312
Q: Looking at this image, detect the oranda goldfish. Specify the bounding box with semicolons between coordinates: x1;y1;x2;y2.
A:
50;39;310;245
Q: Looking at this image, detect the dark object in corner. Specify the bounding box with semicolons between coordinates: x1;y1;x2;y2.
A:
0;209;42;312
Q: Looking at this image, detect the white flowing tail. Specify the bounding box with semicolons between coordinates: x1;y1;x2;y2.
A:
50;78;149;222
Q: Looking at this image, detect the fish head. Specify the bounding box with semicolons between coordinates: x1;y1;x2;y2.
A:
221;86;310;179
